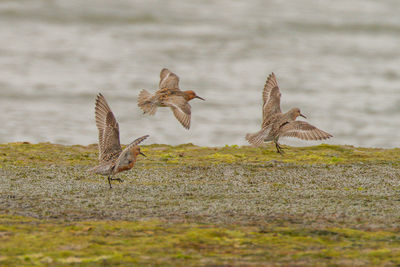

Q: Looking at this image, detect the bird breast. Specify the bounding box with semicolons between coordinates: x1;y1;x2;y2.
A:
114;159;135;173
113;151;137;174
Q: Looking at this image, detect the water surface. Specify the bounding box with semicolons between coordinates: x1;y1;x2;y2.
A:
0;0;399;147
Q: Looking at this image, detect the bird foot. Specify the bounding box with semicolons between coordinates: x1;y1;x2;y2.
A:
111;178;124;183
275;143;285;155
107;176;123;189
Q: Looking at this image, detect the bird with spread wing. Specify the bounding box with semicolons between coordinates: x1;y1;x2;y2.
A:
137;68;205;129
89;93;149;188
246;73;332;154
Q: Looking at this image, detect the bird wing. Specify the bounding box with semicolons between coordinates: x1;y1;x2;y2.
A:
279;121;333;141
159;68;180;89
164;96;191;129
123;135;149;152
94;93;122;162
262;73;282;123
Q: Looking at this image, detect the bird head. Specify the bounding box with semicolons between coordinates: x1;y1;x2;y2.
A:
184;90;205;101
132;146;146;158
290;107;307;120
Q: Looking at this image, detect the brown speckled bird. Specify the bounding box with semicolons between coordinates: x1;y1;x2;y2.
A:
137;68;205;129
246;73;332;154
89;93;149;188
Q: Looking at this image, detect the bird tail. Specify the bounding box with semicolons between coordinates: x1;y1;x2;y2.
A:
245;128;271;147
87;165;101;174
138;90;157;115
87;164;112;175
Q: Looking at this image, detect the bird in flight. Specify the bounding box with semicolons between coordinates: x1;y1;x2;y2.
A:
137;68;205;129
246;73;332;154
89;93;149;188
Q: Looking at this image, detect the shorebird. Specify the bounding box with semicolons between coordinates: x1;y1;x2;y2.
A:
246;73;332;154
137;68;205;129
89;93;149;188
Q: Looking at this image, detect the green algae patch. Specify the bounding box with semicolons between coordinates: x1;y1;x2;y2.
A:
0;142;96;167
1;142;398;167
1;214;400;266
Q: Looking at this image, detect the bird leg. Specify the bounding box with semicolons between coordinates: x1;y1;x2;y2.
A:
275;142;284;155
108;175;123;188
107;176;112;189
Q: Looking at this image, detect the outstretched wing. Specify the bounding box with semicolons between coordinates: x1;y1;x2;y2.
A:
262;73;282;123
279;121;333;141
164;96;191;129
159;68;180;89
124;135;149;151
95;93;122;162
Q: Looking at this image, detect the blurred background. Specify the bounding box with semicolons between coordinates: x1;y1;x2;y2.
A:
0;0;399;148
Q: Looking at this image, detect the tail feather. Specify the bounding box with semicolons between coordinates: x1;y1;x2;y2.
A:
245;127;271;147
87;164;112;175
138;90;157;115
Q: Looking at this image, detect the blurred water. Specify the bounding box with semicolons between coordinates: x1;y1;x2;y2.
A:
0;0;399;147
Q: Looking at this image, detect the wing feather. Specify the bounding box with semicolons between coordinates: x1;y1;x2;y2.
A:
279;121;333;141
164;96;191;129
124;135;150;151
262;73;282;122
94;93;122;162
159;68;180;89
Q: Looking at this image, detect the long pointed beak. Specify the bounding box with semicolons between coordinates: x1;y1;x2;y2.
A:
139;152;146;157
300;113;307;119
195;95;205;101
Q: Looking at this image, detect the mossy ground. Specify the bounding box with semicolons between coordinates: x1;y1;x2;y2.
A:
0;142;400;265
1;142;399;167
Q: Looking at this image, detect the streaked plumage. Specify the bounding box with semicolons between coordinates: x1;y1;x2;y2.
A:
89;93;149;188
137;68;205;129
246;73;332;154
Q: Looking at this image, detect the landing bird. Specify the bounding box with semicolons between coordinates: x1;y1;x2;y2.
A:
89;93;149;188
137;68;205;129
246;73;332;154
